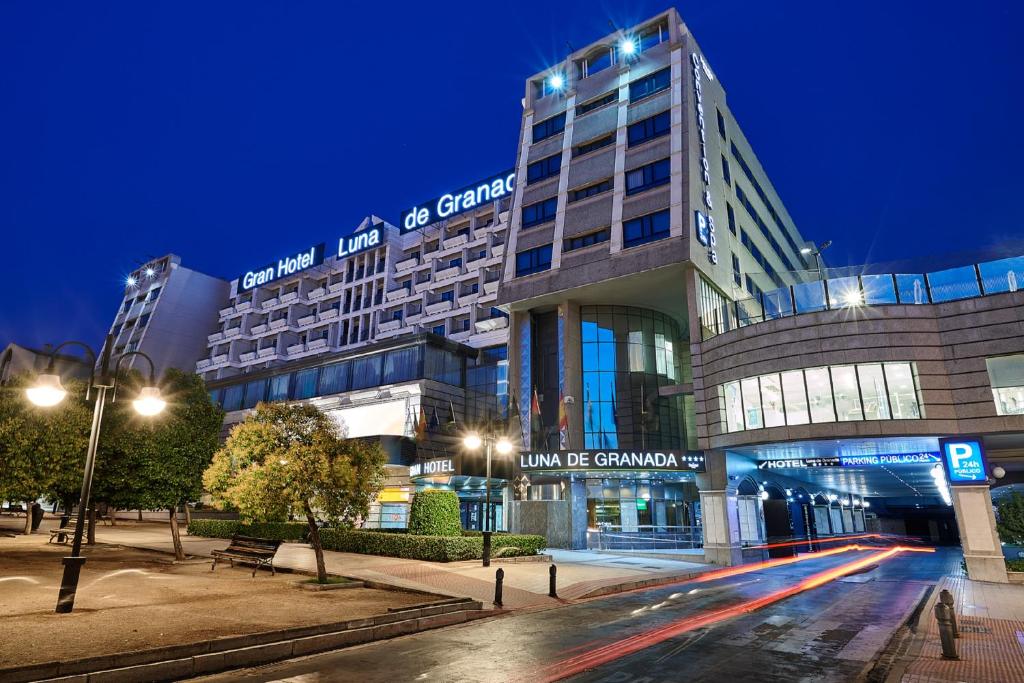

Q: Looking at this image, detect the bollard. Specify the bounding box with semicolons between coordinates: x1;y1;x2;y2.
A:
549;563;558;598
934;602;960;660
494;568;504;607
939;589;959;638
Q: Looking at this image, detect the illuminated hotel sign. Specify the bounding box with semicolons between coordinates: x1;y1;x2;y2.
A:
239;243;326;292
757;452;941;469
400;169;516;231
518;450;706;473
691;52;717;265
939;438;988;484
338;224;383;259
409;457;455;478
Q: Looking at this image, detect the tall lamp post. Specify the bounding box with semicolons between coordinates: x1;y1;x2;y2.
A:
463;431;513;567
800;240;832;281
26;334;166;613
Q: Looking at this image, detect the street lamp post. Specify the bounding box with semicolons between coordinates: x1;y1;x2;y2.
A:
463;431;513;567
26;334;165;613
800;240;833;281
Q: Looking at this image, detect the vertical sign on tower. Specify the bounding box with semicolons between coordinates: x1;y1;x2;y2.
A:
691;52;717;265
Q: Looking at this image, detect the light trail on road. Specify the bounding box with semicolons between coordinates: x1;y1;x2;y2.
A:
537;545;935;682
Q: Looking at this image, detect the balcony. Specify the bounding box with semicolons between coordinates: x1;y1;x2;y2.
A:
250;323;268;335
286;342;305;356
235;300;253;312
257;346;278;359
449;329;473;343
406;311;424;325
262;297;280;308
298;313;317;327
269;318;288;330
378;318;404;334
395;256;420;272
318;308;339;321
474;315;508;333
223;326;242;339
239;351;256;363
211;353;229;366
483;280;500;295
328;281;346;293
414;279;433;294
443;232;469;250
280;291;299;304
218;305;234;318
492;242;506;258
207;332;223;344
308;337;329;351
196;358;212;370
459;290;481;305
434;265;461;281
308;286;327;300
386;286;411;303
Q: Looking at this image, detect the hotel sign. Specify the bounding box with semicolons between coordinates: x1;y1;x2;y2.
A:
400;169;516;231
757;452;941;469
691;52;717;266
409;457;455;478
518;450;706;473
239;243;326;292
338;224;383;259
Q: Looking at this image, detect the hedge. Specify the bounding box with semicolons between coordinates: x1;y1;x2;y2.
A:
408;490;462;536
187;519;308;541
322;529;547;562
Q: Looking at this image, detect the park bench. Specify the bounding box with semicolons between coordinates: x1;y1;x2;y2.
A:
1;504;26;516
210;535;282;577
48;516;80;544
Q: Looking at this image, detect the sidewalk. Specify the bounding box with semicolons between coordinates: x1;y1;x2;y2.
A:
70;521;710;610
892;569;1024;682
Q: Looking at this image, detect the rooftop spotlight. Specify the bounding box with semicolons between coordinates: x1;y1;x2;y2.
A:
144;267;156;278
548;74;565;90
125;276;137;287
620;38;636;56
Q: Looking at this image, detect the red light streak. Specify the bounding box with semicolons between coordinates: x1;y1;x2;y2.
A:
537;545;934;682
748;533;882;550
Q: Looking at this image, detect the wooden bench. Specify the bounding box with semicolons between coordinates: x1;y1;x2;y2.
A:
48;516;81;544
1;504;27;516
211;535;282;577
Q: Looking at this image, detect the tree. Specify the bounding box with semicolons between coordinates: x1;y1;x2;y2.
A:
93;369;223;560
204;402;386;582
997;492;1024;545
0;376;91;533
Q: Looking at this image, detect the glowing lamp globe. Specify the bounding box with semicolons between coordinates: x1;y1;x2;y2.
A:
133;386;166;416
495;438;513;455
26;374;67;407
463;433;482;450
548;74;565;90
620;39;636;55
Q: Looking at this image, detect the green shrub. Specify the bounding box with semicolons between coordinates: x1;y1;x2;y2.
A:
320;529;547;562
187;519;308;541
1006;559;1024;572
408;490;462;537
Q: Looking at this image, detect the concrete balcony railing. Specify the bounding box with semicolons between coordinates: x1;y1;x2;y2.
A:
386;286;411;303
297;313;317;327
262;297;280;308
425;299;454;316
459;290;481;305
378;318;404;334
257;346;278;359
235;300;253;312
250;323;268;335
239;351;256;363
207;332;223;344
286;342;305;356
196;358;212;370
492;243;505;258
269;318;288;330
406;311;424;325
414;280;433;294
474;316;508;333
307;337;329;351
443;233;469;250
328;281;345;293
308;287;327;300
449;329;473;342
280;291;299;304
395;256;420;272
223;326;242;339
219;305;234;317
212;353;229;366
483;280;500;295
434;265;461;281
318;308;339;321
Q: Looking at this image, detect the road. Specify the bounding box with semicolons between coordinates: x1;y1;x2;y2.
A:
192;545;960;683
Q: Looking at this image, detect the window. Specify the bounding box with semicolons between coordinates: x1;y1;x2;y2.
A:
532;112;566;142
522;197;558;228
383;347;419;384
573;134;614;157
222;384;243;412
564;228;610;252
578;47;613;78
392;310;403;321
722;362;920;431
440;290;454;303
515;244;553;277
527;153;562;184
576;91;617;116
148;287;161;300
716;108;726;138
625;158;670;195
637;21;668;52
721;155;732;186
448;257;462;268
629;68;670;102
627;111;670;147
732;254;741;286
727;203;736;235
623;209;670;248
431;324;446;336
351;355;382;389
292;368;320;400
242;379;266;410
570;178;612;202
138;313;150;327
319;362;350;395
987;355;1024;416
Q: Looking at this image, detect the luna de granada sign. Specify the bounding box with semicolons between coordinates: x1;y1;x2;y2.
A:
518;450;706;473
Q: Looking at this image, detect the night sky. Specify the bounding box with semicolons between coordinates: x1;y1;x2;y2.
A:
1;1;1021;351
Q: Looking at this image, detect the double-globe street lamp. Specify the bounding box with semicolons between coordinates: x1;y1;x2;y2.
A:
26;334;166;613
800;240;833;281
462;431;513;567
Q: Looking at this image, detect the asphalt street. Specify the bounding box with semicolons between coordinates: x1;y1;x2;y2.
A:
191;545;960;683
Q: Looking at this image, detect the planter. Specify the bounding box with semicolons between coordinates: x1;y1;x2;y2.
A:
293;578;365;591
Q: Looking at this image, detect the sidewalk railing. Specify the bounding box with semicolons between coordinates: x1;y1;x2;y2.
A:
587;525;703;551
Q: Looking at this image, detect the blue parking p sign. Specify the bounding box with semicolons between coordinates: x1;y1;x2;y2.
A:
939;438;988;484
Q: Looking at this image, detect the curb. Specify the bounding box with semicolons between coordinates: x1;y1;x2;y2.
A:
1;599;484;683
571;569;707;600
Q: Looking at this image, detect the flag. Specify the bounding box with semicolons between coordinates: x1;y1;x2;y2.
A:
531;388;542;432
446;401;457;432
414;406;427;443
429;405;440;431
558;391;569;449
507;389;523;444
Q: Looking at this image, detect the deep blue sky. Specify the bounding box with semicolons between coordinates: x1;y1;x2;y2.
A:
1;1;1021;350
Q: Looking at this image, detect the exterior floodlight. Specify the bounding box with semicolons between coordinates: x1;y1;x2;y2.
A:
27;374;68;407
548;74;565;90
144;267;155;278
993;466;1006;479
620;38;636;55
133;386;166;416
842;290;864;306
863;501;871;508
828;493;838;502
759;491;769;501
463;433;482;450
125;276;137;287
495;438;513;455
800;247;813;255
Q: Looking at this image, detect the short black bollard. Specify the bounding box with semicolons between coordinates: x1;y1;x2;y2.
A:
935;602;960;660
494;568;504;607
549;563;558;598
939;589;959;638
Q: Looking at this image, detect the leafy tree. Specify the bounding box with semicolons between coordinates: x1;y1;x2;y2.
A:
93;369;223;559
409;490;462;536
0;376;91;533
204;402;386;582
997;492;1024;545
